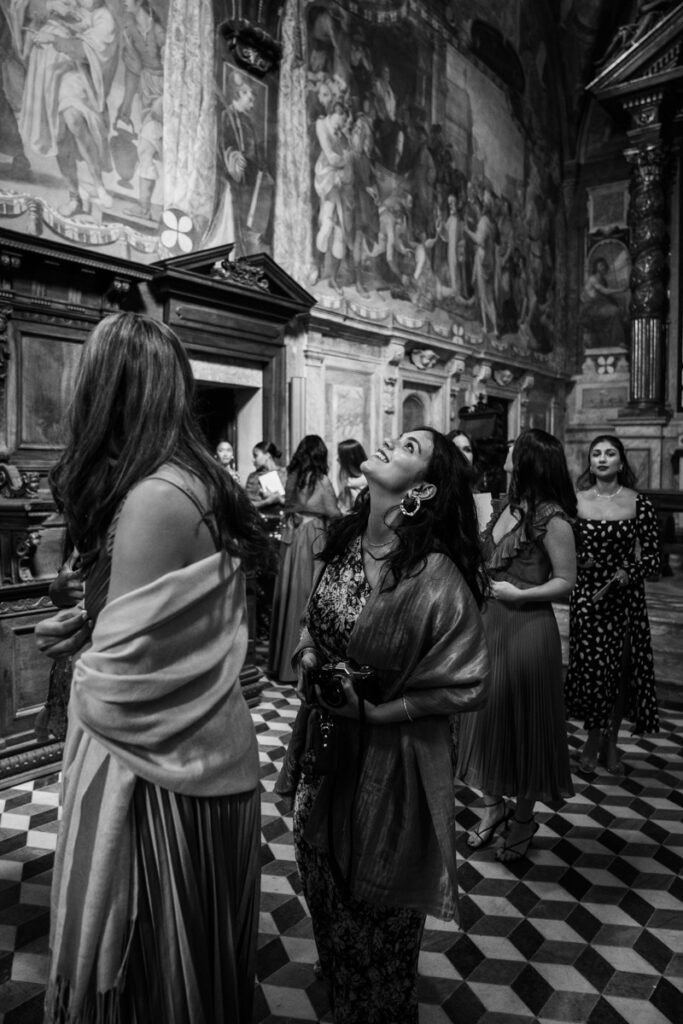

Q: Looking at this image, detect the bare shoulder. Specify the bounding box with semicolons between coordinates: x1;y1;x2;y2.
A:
108;476;214;602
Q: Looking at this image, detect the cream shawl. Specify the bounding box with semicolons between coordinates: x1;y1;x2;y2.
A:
45;551;258;1021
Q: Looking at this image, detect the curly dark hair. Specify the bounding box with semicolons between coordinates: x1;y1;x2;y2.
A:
287;434;329;493
319;426;487;606
509;428;577;523
576;433;637;491
50;312;268;563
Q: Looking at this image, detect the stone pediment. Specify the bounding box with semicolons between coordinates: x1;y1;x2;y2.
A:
150;244;314;314
588;3;683;101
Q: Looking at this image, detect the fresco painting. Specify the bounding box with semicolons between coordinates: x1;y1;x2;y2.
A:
0;0;563;358
580;237;630;353
303;1;562;355
0;0;274;260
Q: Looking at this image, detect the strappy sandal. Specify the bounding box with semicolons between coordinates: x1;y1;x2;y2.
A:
467;798;510;850
496;815;539;863
598;736;625;775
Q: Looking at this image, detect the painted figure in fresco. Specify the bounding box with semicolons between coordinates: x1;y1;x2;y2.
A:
0;2;32;179
441;192;463;299
314;99;351;293
466;187;499;336
580;256;628;350
349;114;378;295
115;0;165;220
19;0;119;216
373;63;403;170
348;26;373;112
410;124;437;239
219;70;272;256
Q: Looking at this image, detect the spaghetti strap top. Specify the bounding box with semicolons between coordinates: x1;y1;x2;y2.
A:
85;465;219;625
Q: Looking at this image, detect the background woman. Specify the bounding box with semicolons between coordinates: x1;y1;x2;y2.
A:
36;312;266;1023
245;440;286;510
216;438;240;483
447;428;493;530
269;434;339;683
336;437;367;513
457;429;576;862
447;429;474;466
278;427;489;1023
565;434;660;774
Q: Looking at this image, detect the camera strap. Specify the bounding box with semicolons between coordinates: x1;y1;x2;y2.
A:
326;696;368;895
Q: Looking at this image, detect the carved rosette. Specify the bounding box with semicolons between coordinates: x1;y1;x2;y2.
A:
626;142;668;319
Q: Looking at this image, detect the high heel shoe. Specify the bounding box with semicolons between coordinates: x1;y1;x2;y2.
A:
496;815;539;862
467;799;510;850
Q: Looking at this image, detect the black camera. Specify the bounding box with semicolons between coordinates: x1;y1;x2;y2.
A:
308;666;347;708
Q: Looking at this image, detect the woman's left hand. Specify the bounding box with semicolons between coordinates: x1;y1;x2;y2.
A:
490;579;526;605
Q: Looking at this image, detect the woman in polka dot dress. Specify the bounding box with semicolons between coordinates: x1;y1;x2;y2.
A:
565;434;661;774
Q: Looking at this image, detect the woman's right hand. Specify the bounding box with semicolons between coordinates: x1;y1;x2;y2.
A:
49;569;85;609
296;648;321;702
35;607;91;659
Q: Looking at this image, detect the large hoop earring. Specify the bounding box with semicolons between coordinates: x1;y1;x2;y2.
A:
400;491;421;517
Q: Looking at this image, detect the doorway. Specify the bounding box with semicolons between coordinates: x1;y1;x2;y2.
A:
195;383;238;453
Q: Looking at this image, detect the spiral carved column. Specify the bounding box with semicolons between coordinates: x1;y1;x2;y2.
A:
625;141;668;413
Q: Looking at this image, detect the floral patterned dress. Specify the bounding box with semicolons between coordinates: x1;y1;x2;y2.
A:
564;493;661;734
293;536;425;1024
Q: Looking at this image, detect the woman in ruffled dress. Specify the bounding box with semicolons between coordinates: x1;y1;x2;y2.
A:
564;434;660;774
457;429;577;862
277;427;489;1024
36;312;267;1023
268;434;339;682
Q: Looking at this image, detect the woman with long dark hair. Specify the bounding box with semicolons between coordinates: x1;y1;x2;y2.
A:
565;434;660;773
268;434;339;682
336;437;367;513
276;427;489;1023
36;312;267;1023
457;428;577;862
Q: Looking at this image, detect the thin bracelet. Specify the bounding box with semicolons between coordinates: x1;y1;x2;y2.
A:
402;695;414;723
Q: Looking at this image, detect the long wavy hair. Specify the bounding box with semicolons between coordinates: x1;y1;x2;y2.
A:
50;312;267;563
337;438;367;481
320;426;487;606
576;433;637;491
287;434;329;493
509;429;577;523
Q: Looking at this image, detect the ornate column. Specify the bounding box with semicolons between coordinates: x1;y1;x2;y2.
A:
624;139;668;414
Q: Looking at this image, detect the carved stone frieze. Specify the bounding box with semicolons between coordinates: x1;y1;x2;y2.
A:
0;463;39;499
409;348;438;370
0;595;53;615
211;248;270;291
218;17;283;76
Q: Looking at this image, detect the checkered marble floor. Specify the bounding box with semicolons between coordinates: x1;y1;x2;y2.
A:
1;687;682;1023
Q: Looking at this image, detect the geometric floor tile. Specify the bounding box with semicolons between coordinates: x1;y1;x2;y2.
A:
1;685;683;1023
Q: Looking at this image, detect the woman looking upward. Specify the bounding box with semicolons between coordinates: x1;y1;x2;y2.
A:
269;434;339;683
277;428;489;1023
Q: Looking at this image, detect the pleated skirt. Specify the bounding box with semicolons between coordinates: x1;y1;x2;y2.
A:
121;781;261;1024
457;600;574;804
269;517;326;683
